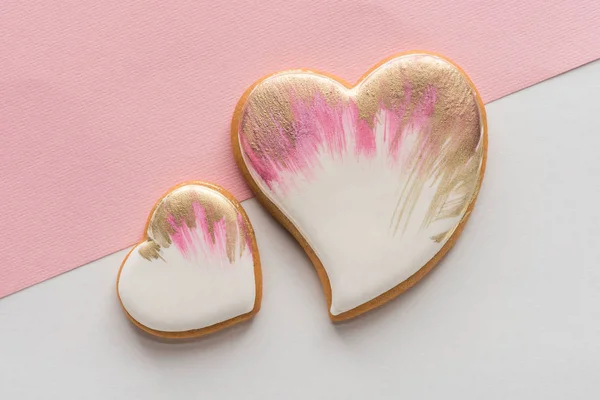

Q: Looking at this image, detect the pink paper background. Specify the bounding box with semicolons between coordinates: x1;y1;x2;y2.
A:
1;1;600;297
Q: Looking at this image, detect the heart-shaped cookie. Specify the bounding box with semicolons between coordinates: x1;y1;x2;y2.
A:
117;182;262;338
232;52;486;321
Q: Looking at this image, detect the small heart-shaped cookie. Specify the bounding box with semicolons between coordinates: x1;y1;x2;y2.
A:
232;52;486;321
117;182;261;338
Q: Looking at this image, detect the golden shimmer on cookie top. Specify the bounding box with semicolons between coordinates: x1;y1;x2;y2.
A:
117;182;262;338
233;52;486;321
140;185;251;263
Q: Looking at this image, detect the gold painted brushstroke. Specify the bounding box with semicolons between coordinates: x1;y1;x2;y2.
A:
430;231;450;243
139;185;249;263
361;55;482;235
138;241;164;261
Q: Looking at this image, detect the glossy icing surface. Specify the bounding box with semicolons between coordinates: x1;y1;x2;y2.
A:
236;53;485;316
117;184;258;333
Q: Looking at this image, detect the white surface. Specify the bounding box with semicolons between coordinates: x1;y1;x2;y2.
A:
240;63;484;316
2;61;600;399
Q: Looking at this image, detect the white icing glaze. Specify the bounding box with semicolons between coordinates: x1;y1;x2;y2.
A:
117;185;257;333
254;143;476;315
118;242;255;332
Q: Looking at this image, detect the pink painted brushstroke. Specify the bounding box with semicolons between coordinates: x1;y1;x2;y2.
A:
241;85;438;192
210;218;228;256
346;101;377;157
166;201;229;260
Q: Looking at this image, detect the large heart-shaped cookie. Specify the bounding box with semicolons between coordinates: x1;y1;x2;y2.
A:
232;52;486;321
117;182;262;338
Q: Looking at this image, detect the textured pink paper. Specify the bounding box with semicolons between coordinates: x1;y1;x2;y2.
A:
1;1;600;297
